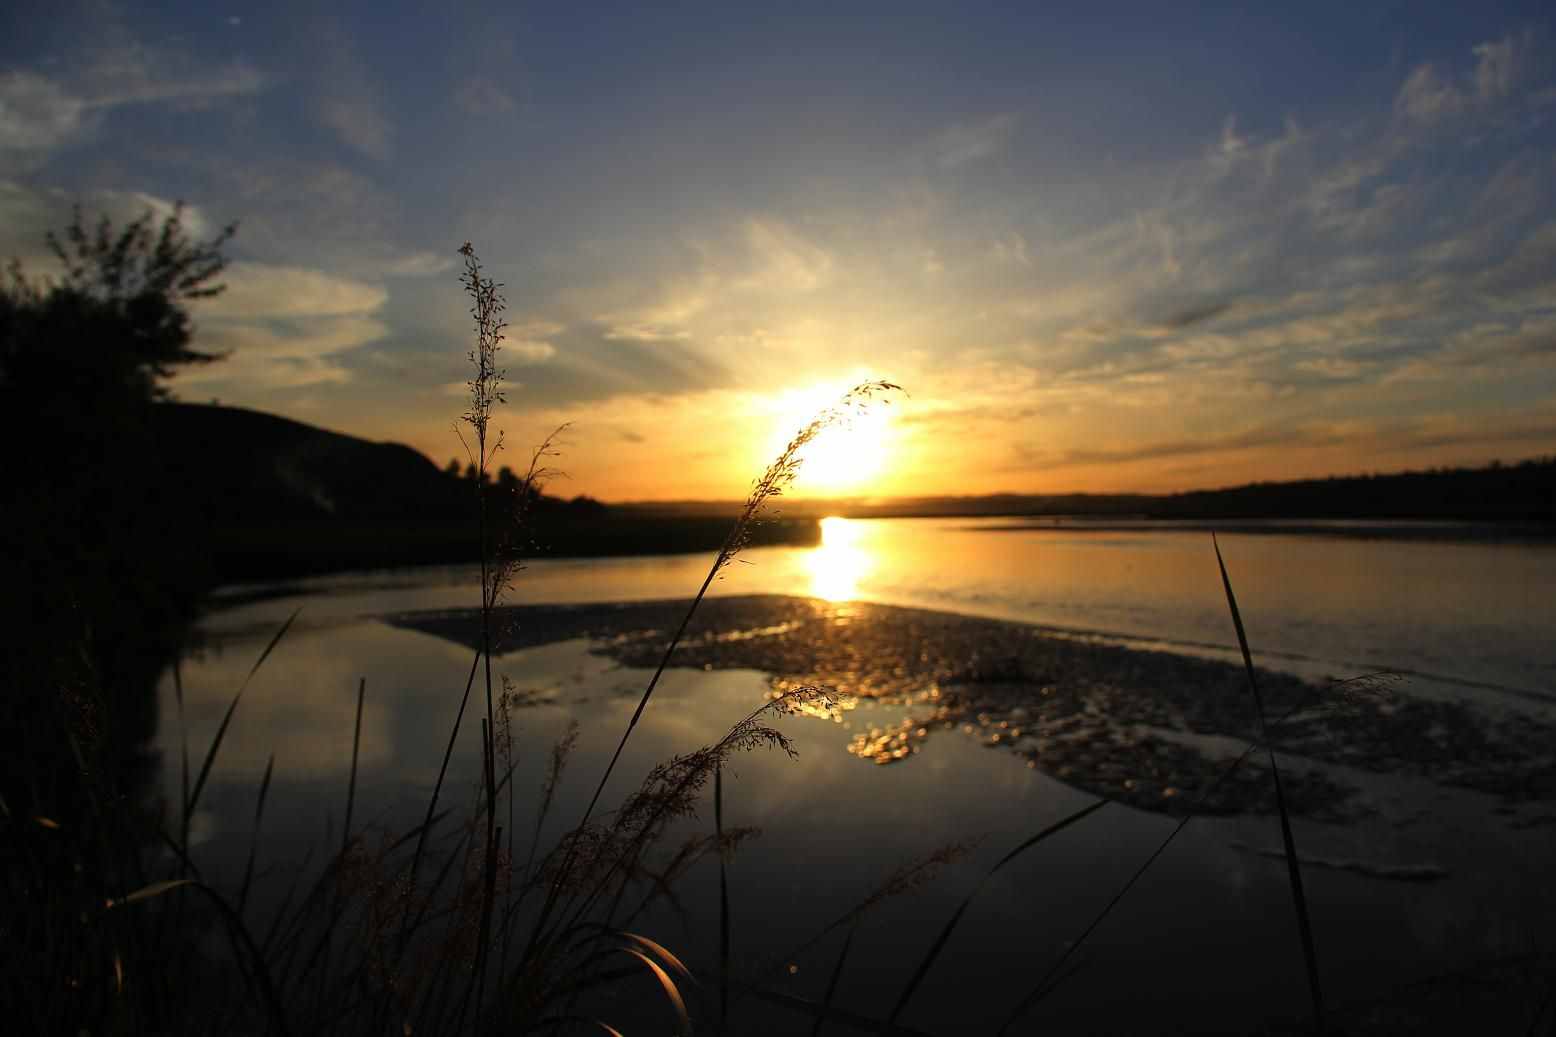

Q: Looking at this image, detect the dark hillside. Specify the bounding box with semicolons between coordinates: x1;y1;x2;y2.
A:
148;402;814;580
152;402;468;523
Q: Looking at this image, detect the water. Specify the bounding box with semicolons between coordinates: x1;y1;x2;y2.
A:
161;518;1556;1032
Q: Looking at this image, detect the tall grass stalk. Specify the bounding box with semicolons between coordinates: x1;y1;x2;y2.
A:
454;241;507;1009
994;676;1372;1031
237;752;275;918
526;378;899;963
811;920;858;1037
1213;534;1324;1032
887;797;1108;1026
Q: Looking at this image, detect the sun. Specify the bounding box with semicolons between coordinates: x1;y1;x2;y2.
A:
764;380;897;496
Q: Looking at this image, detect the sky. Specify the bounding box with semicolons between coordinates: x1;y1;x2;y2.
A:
3;1;1555;501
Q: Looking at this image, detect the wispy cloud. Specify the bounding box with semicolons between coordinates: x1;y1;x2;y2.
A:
454;77;517;115
0;73;87;170
179;263;390;389
929;113;1019;169
0;47;263;173
1394;30;1536;124
180;315;389;389
311;23;393;161
207;264;388;321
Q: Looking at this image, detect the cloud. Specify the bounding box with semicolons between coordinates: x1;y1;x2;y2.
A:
312;25;393;161
508;340;557;363
319;97;392;162
929;113;1019;169
207;264;388;321
191;156;401;261
1472;33;1531;102
508;320;733;404
1444;315;1556;367
1395;32;1534;124
1038;425;1335;468
0;42;265;174
174;261;391;389
1157;302;1233;330
597;275;713;342
180;315;390;389
740;218;832;293
78;44;264;109
380;251;458;278
1395;64;1466;123
454;78;517;115
0;72;87;169
989;231;1030;267
603;322;692;343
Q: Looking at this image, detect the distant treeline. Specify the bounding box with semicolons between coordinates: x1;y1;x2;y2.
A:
1144;457;1555;521
625;456;1556;524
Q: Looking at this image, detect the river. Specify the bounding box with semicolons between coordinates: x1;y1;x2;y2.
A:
158;518;1556;1033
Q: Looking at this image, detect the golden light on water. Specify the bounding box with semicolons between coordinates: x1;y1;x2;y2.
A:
806;516;872;601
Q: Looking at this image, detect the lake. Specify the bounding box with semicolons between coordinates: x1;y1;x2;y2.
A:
159;517;1556;1033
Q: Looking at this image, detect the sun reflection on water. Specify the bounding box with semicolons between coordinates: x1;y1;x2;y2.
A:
806;516;872;602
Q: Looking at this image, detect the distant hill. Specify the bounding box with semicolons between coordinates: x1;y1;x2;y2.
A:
149;403;815;580
152;402;471;524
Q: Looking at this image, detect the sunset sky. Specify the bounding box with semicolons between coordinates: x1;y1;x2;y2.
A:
3;1;1554;500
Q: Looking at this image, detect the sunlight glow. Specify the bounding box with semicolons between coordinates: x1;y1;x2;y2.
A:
767;381;896;495
806;516;871;601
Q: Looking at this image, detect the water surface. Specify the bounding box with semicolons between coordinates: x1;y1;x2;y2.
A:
162;518;1556;1032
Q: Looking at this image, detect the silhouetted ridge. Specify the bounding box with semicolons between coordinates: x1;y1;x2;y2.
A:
150;402;811;579
152;402;467;523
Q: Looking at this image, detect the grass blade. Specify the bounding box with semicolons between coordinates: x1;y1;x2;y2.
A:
619;947;692;1035
1213;534;1323;1032
997;676;1361;1033
811;921;859;1037
404;647;481;904
716;761;731;1032
343;676;365;855
186;608;301;825
238;752;275;919
174;657;190;859
888;798;1106;1025
109;877;292;1037
106;878;197;908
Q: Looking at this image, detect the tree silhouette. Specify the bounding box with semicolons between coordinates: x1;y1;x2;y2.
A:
2;203;238;846
2;203;236;403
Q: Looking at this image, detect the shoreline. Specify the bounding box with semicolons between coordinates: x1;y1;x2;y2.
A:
388;594;1556;824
